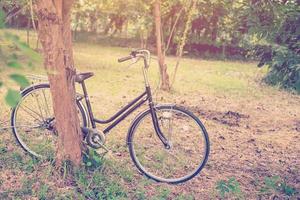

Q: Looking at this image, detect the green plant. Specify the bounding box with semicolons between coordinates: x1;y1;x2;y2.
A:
23;157;39;173
102;182;127;200
37;184;49;200
280;182;297;196
260;176;297;197
61;159;76;179
215;177;244;199
260;175;280;194
82;149;104;169
0;8;41;107
0;146;7;154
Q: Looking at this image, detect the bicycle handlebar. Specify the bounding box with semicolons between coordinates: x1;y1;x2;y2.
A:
118;55;133;63
117;49;151;68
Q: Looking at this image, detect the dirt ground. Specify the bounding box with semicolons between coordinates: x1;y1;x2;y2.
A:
157;88;300;199
1;87;300;199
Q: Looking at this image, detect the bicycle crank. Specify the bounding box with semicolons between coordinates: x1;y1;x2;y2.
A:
83;128;109;152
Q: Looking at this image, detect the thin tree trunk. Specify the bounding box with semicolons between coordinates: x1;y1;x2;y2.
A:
27;0;39;50
28;0;37;31
35;0;82;166
140;29;144;48
154;0;170;91
124;20;128;38
164;7;184;56
26;19;30;46
171;0;196;88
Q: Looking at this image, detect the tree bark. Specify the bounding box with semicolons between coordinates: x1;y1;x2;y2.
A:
35;0;82;166
154;0;170;91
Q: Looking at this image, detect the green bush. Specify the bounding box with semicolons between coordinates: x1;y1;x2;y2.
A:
256;8;300;93
258;45;300;93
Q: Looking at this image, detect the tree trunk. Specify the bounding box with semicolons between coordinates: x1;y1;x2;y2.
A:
171;0;196;88
35;0;82;166
154;0;170;91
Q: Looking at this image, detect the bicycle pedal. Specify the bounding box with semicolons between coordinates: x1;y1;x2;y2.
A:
99;143;110;153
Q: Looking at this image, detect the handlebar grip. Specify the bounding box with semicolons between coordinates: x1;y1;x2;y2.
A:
118;55;133;63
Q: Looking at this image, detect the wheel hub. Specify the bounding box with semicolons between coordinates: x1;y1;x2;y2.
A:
42;117;55;131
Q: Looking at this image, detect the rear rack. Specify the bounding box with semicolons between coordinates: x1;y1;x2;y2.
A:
26;74;48;84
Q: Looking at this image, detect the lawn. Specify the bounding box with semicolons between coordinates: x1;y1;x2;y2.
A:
0;29;299;199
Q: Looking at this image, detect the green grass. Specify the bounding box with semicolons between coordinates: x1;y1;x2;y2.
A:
1;28;270;122
1;29;266;99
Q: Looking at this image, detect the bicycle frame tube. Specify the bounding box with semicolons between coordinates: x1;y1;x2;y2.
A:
146;86;170;147
94;91;147;124
81;81;149;131
103;96;148;134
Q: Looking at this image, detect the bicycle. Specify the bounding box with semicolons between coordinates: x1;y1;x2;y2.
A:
11;49;210;184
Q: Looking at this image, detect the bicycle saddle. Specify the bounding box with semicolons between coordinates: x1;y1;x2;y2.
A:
75;72;94;83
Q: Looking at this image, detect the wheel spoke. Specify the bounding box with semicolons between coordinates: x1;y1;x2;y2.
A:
31;93;46;121
41;88;51;116
19;104;44;123
13;124;42;129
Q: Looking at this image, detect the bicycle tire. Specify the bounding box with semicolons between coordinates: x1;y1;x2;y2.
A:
127;105;210;184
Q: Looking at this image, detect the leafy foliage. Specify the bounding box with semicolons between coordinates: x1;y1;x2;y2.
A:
5;89;21;107
215;177;244;199
249;1;300;92
0;8;40;107
259;176;297;197
82;149;104;169
260;45;300;92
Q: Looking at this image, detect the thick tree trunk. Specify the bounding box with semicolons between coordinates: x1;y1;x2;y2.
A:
35;0;82;166
154;0;170;91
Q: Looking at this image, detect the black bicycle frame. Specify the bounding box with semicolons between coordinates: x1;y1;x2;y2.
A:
79;80;169;147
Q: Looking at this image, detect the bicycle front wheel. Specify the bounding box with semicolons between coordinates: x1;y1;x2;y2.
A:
11;83;88;159
128;105;209;184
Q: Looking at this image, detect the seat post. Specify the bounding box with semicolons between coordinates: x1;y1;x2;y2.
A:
81;81;96;128
81;81;88;98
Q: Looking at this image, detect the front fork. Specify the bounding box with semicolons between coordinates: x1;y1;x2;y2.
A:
146;87;171;149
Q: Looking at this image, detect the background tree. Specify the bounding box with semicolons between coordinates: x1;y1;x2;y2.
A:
171;0;196;87
35;0;82;166
154;0;170;91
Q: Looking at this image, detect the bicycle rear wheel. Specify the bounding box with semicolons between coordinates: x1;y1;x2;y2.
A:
10;83;88;159
128;105;209;184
